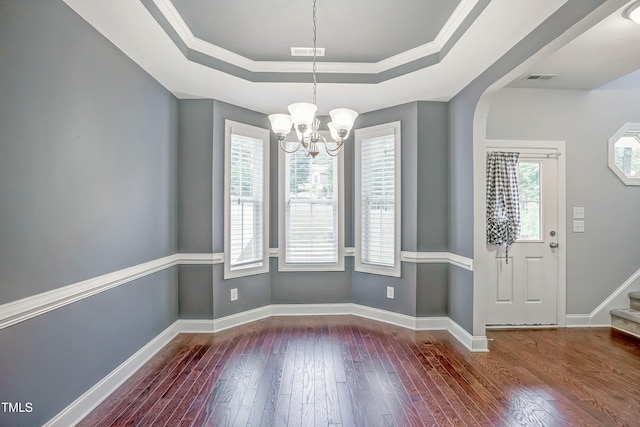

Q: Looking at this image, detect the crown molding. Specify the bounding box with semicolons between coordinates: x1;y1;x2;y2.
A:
152;0;481;75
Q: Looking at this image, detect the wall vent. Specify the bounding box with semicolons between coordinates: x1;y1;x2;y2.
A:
524;74;557;80
291;47;325;57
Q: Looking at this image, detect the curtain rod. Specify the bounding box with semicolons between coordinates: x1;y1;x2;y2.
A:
518;152;561;159
487;149;561;158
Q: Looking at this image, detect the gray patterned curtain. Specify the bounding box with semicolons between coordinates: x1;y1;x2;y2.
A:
486;152;520;262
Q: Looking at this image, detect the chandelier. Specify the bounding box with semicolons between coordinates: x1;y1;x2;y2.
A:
268;0;358;158
624;1;640;24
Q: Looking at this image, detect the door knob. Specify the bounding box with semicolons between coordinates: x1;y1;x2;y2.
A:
549;242;559;249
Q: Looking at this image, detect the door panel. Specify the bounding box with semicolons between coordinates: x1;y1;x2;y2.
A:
487;156;558;326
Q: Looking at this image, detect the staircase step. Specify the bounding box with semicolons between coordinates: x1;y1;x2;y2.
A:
610;308;640;339
630;291;640;311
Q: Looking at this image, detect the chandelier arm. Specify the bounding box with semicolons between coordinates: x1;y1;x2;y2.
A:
324;139;345;157
279;139;302;154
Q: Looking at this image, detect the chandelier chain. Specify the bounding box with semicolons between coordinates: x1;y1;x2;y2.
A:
312;0;317;106
268;0;356;159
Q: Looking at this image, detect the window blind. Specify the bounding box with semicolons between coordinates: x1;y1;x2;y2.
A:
284;149;339;264
360;134;396;267
228;132;264;270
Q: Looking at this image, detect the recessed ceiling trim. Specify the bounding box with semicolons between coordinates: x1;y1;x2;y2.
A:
153;0;481;75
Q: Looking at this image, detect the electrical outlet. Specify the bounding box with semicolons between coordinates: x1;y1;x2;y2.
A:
230;288;238;301
573;207;585;219
386;286;394;299
573;220;585;233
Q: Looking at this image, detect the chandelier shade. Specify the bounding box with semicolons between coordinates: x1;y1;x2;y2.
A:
327;122;339;141
268;0;357;158
268;114;293;136
625;1;640;24
288;102;318;130
329;108;358;135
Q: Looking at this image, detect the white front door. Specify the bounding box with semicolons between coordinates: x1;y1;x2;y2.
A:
486;155;559;326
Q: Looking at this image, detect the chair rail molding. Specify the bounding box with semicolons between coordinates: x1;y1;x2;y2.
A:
0;250;472;330
0;253;223;330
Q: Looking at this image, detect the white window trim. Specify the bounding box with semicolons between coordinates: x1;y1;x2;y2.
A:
354;121;402;277
278;132;345;272
223;120;270;279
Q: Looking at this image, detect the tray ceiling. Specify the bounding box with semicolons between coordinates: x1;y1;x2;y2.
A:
62;0;617;114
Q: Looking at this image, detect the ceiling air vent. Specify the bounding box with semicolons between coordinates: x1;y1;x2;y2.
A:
524;74;557;80
291;47;325;57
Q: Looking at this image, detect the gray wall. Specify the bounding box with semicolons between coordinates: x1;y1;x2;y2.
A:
176;99;452;318
0;0;179;425
448;92;477;332
177;99;214;318
447;0;608;334
211;101;273;316
416;102;450;317
177;100;273;318
351;103;419;316
0;270;178;427
269;115;354;305
487;87;640;314
0;0;178;304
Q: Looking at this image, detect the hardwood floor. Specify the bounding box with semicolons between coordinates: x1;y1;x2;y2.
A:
78;316;640;426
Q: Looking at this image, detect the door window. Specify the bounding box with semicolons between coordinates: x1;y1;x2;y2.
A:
517;162;541;241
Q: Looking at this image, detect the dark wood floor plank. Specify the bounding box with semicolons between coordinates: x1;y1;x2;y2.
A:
77;316;640;427
256;323;289;427
178;333;245;426
161;333;240;427
490;328;638;426
286;323;307;427
379;328;453;426
322;322;342;425
146;335;223;426
367;326;428;427
105;334;204;427
337;323;373;427
314;322;329;427
118;336;212;426
76;333;195;427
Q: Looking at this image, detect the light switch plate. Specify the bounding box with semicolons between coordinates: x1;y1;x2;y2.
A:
573;220;585;233
573;207;585;219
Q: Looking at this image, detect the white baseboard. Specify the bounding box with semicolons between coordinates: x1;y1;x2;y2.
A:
448;319;489;352
565;314;592;327
44;321;181;427
564;267;640;328
177;318;214;333
213;306;272;332
415;316;450;330
588;267;640;326
271;303;353;317
210;303;487;352
350;304;419;329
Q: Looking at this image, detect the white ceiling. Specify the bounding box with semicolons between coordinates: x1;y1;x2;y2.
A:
62;0;640;115
169;0;461;63
509;1;640;90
